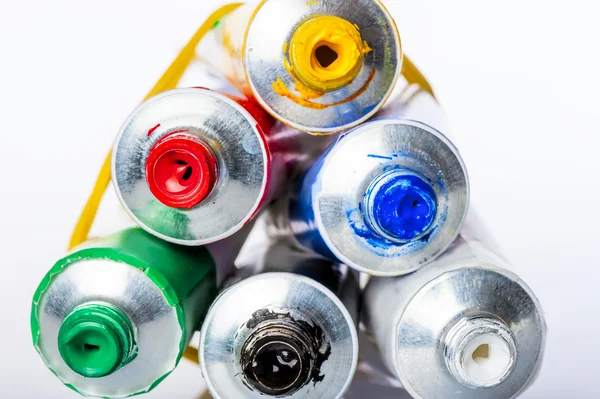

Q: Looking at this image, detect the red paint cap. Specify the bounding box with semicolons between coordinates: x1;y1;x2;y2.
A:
146;132;218;209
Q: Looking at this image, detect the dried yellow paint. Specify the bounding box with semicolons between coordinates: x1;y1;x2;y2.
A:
272;15;375;109
287;15;371;92
272;68;376;110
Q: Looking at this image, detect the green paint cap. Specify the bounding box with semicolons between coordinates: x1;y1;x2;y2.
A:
58;302;136;378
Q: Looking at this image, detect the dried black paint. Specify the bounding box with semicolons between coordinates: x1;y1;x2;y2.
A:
241;308;332;396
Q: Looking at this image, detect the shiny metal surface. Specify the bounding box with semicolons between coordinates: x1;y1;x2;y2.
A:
197;4;254;91
317;120;467;276
285;113;468;275
255;233;361;325
112;88;267;246
265;78;469;276
244;0;401;133
35;259;181;398
363;214;547;399
200;273;358;399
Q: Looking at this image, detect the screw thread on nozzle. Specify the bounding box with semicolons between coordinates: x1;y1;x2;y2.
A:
444;316;517;389
58;302;136;378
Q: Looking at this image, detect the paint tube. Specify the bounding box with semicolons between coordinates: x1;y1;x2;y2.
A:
197;0;401;134
267;77;469;276
344;332;409;399
200;236;359;398
362;211;547;399
112;83;336;246
31;228;217;398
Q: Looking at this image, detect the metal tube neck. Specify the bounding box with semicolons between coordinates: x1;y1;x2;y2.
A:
444;316;517;389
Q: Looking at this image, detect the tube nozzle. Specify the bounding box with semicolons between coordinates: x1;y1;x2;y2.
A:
363;170;438;243
444;316;517;389
241;322;318;396
58;302;136;378
146;132;218;209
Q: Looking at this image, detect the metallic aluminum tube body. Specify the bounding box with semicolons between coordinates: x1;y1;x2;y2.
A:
363;212;547;399
200;236;359;399
31;228;217;398
112;83;335;247
198;0;401;133
197;4;254;95
268;78;469;276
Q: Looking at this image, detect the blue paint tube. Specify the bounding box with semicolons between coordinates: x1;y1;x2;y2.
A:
268;79;469;276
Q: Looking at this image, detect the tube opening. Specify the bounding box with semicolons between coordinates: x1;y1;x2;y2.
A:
444;317;517;389
289;16;369;91
83;343;100;352
181;165;193;181
145;132;218;209
249;339;305;393
315;45;339;68
471;343;489;362
241;320;320;396
462;335;513;386
58;302;137;378
363;170;438;243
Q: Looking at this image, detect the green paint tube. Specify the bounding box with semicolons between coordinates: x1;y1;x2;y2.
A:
31;228;217;398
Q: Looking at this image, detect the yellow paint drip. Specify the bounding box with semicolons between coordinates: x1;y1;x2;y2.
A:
222;30;237;58
272;68;376;110
288;15;370;92
283;57;325;101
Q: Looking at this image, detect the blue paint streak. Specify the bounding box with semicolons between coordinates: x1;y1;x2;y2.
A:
369;174;437;241
346;207;437;257
322;88;378;129
347;206;395;251
367;154;394;160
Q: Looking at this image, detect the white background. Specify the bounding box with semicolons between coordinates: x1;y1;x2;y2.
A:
0;0;598;398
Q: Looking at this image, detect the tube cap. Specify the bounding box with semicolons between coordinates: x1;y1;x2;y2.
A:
58;302;136;378
146;133;218;209
364;170;437;242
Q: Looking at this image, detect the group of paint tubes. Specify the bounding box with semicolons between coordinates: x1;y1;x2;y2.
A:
31;1;547;398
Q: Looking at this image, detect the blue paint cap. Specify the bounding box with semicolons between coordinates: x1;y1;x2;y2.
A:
363;170;437;243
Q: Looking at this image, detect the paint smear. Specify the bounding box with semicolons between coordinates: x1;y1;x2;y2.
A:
367;154;393;161
272;68;376;110
272;14;375;109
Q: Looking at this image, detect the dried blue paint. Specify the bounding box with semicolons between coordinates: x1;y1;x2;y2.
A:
288;126;450;263
366;173;437;242
344;165;442;257
346;206;434;257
